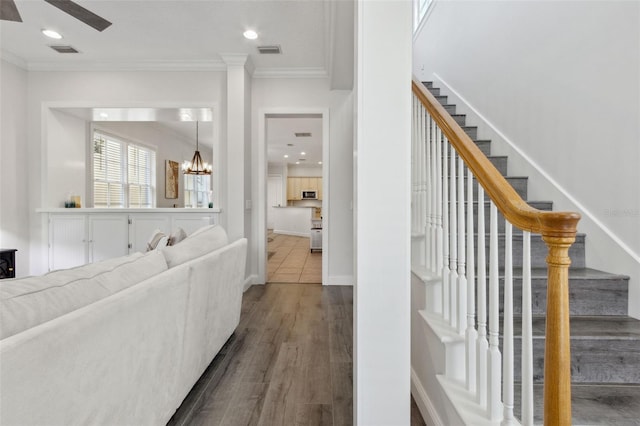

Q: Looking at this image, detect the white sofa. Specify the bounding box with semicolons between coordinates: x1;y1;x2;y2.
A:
0;225;247;425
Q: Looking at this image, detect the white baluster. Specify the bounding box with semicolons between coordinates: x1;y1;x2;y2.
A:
457;156;467;335
435;127;444;275
476;185;488;407
488;202;502;421
521;231;534;426
442;140;450;321
466;168;477;393
503;222;515;425
449;148;459;329
430;116;438;273
418;111;431;269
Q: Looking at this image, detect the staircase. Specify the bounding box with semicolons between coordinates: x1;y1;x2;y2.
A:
421;81;640;425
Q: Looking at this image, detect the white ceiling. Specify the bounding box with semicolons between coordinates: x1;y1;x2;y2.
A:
0;0;353;81
267;114;323;166
1;0;350;165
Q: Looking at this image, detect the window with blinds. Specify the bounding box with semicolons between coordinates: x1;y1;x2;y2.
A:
184;174;211;208
93;132;156;208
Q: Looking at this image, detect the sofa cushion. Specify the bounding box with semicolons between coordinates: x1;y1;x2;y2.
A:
0;250;168;340
161;224;229;268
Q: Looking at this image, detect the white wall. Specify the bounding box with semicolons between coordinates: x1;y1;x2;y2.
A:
24;70;225;275
355;0;412;424
0;60;29;276
288;164;323;177
413;0;640;317
252;78;354;285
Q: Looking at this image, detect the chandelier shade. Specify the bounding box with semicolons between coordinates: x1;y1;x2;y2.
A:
182;121;212;175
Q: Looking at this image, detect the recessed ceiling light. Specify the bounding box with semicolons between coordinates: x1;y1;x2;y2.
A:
318;161;322;165
99;112;108;119
243;30;258;40
301;152;306;156
284;154;289;158
42;29;62;39
295;161;300;165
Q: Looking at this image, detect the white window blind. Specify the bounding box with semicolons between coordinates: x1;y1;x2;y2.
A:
93;131;156;208
184;174;211;208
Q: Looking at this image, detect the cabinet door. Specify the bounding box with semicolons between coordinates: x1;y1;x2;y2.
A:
172;214;214;236
287;177;296;200
299;177;310;191
89;215;129;263
49;215;87;271
288;177;302;200
317;177;323;200
129;215;170;253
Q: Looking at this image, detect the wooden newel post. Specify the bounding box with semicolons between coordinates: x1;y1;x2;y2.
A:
542;234;575;426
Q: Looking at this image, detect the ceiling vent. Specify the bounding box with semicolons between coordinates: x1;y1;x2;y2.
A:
295;132;312;137
257;45;281;54
298;158;306;162
49;45;79;53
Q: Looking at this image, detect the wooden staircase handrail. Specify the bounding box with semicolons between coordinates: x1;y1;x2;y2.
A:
412;77;580;238
412;76;580;425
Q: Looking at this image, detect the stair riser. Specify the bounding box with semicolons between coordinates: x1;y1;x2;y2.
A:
499;277;629;316
512;339;640;384
444;156;507;176
469;234;586;268
442;176;528;200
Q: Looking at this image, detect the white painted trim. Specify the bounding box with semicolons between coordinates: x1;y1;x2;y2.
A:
0;51;27;69
243;274;258;292
326;275;353;286
411;368;444;426
412;0;438;43
252;67;329;79
25;60;227;72
433;73;640;265
257;108;330;287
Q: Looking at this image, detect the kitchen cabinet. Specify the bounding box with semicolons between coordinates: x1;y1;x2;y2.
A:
287;177;323;201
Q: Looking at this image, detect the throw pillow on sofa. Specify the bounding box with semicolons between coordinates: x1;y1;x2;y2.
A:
167;227;187;246
146;229;168;251
161;224;229;268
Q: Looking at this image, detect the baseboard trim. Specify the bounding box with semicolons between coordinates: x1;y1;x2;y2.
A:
325;275;353;286
411;367;444;426
243;274;259;292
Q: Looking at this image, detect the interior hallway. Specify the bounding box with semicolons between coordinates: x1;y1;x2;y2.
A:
267;231;322;284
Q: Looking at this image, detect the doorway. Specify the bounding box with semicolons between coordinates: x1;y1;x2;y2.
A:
258;110;329;285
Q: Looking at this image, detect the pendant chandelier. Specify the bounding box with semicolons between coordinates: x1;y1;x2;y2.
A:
182;121;212;175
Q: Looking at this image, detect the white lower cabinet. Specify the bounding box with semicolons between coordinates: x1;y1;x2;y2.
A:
46;210;218;271
89;215;129;263
49;215;87;271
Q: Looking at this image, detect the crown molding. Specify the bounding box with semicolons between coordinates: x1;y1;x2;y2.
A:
0;50;27;69
253;67;329;79
23;60;228;72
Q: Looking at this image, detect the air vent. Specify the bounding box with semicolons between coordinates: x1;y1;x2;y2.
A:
295;132;312;137
257;45;282;54
49;45;79;53
287;143;294;146
298;158;306;161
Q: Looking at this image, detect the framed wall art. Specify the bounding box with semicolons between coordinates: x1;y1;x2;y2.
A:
165;160;179;199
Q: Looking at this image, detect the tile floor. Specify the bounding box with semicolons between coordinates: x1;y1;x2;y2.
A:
267;231;322;284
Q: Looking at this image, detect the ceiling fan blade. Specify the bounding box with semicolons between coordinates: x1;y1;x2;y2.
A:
44;0;112;32
0;0;23;22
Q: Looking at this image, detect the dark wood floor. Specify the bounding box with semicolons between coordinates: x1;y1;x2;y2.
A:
168;283;426;426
